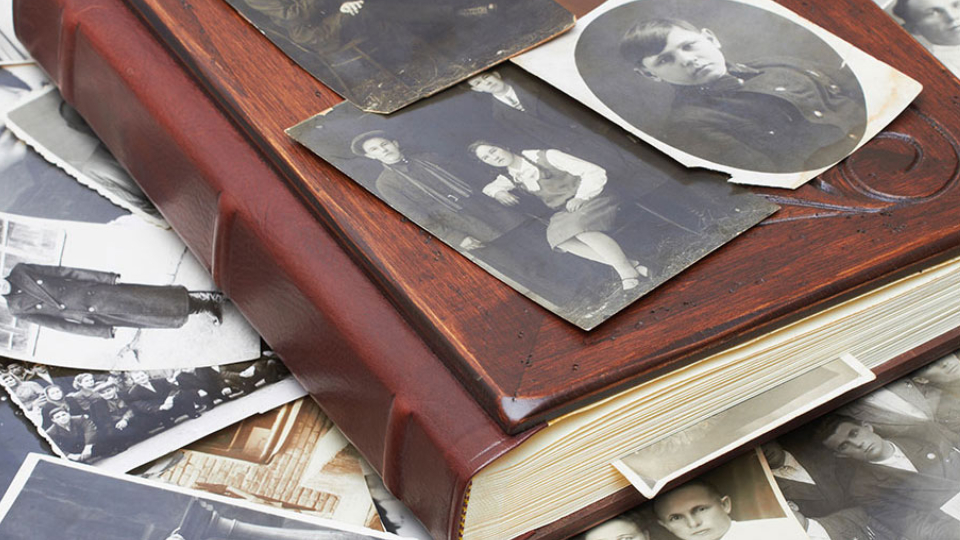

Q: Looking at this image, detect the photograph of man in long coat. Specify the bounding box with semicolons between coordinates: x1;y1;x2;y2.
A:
1;263;224;338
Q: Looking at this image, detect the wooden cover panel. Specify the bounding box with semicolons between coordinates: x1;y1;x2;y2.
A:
126;0;960;433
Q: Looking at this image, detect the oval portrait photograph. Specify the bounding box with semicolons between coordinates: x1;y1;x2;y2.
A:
573;0;869;174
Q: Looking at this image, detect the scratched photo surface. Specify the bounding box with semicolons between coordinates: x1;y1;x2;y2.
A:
0;455;399;540
514;0;922;188
226;0;575;113
0;212;262;370
289;64;777;330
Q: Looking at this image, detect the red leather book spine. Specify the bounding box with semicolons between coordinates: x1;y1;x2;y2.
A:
12;1;532;538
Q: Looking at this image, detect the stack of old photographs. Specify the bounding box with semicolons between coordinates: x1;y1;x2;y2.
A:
585;347;960;540
276;0;923;329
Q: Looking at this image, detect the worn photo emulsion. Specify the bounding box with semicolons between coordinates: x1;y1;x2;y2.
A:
289;64;777;330
0;455;399;540
226;0;575;113
514;0;922;188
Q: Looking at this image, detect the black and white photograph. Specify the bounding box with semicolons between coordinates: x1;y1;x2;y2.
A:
0;0;29;66
0;212;262;369
288;64;777;330
580;450;807;540
614;354;874;498
0;393;51;493
0;454;400;540
513;0;922;188
0;354;305;471
0;65;129;224
5;87;166;226
226;0;574;113
761;348;960;540
361;461;432;539
879;0;960;79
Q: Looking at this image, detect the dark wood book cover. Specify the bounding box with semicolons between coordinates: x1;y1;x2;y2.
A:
119;0;960;433
14;0;960;538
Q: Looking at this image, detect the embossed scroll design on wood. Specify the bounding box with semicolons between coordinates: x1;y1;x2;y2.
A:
759;108;960;225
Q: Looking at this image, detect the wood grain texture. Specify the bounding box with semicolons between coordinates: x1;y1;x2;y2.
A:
124;0;960;433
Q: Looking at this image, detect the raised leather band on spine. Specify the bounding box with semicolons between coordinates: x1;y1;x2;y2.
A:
12;0;537;538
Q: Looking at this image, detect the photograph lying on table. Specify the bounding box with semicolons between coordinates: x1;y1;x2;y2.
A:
0;354;305;471
288;64;777;330
6;86;166;226
0;0;29;66
513;0;922;188
140;398;383;530
0;454;401;540
763;348;960;540
0;212;261;369
0;66;128;225
583;449;808;540
226;0;575;113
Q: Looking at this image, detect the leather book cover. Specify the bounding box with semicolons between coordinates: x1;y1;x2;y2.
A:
13;1;534;538
114;0;960;434
14;0;960;538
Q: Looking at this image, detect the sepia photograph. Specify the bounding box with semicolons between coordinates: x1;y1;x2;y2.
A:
513;0;922;188
140;398;383;530
879;0;960;79
614;354;874;498
583;449;807;540
0;354;306;471
288;64;777;330
0;454;401;540
0;212;261;369
761;348;960;540
0;66;128;224
5;87;166;226
0;0;29;66
226;0;574;113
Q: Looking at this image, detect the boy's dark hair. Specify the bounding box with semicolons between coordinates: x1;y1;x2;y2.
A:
467;140;516;164
892;0;919;25
812;413;861;447
620;18;702;67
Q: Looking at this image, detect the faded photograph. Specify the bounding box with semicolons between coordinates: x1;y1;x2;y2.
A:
0;212;261;369
0;66;127;224
0;455;397;540
882;0;960;79
0;0;29;66
514;0;921;188
762;348;960;539
141;398;383;530
615;355;874;498
0;354;305;471
5;87;165;226
581;450;806;540
289;64;776;330
227;0;574;113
